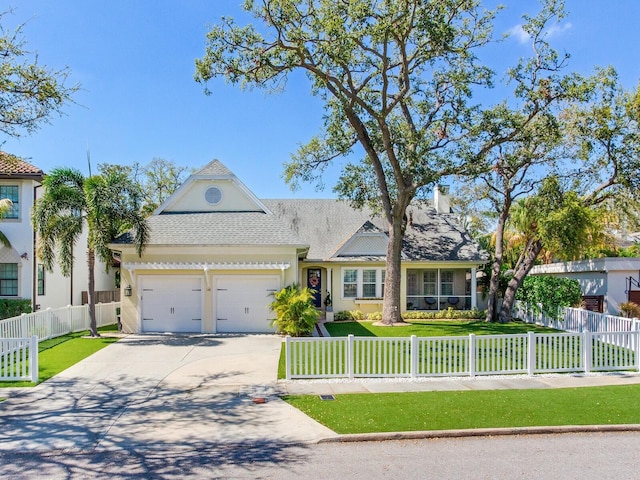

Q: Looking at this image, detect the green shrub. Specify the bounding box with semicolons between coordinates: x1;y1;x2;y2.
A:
0;298;32;320
367;311;382;321
402;308;485;320
269;283;319;336
334;310;365;321
516;276;582;320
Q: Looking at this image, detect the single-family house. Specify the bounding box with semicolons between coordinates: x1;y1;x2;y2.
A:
0;153;44;309
0;152;117;312
529;257;640;315
111;159;488;334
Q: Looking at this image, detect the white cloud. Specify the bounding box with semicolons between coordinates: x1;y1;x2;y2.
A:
546;22;573;38
506;24;530;44
506;21;573;45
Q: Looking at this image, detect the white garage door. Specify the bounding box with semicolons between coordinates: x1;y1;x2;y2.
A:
141;276;203;333
216;275;280;333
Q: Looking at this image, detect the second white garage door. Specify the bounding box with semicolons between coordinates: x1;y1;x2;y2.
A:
216;275;280;333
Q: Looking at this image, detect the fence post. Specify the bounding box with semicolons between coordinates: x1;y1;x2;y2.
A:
30;335;38;383
348;334;355;380
20;313;27;338
583;331;592;374
469;334;476;378
527;332;536;376
285;336;291;381
410;335;417;379
636;331;640;373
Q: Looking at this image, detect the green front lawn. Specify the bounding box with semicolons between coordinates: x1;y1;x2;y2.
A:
1;325;120;388
284;384;640;433
325;319;557;337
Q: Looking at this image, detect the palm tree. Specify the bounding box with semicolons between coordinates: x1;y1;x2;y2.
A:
32;167;149;337
0;198;14;247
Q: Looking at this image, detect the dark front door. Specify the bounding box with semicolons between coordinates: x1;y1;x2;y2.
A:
307;269;322;308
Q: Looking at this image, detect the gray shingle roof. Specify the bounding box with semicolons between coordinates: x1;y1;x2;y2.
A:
263;199;488;262
194;159;233;176
113;211;304;246
114;159;486;263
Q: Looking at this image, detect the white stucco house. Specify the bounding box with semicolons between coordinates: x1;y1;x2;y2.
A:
0;153;116;312
529;257;640;315
111;159;488;334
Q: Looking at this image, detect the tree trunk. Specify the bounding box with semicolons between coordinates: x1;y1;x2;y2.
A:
486;204;510;322
381;218;404;325
381;198;410;325
498;239;543;323
87;247;99;337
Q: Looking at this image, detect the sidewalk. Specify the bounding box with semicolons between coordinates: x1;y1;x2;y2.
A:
281;370;640;396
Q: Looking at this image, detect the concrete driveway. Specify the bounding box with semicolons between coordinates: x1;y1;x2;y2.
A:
0;334;336;452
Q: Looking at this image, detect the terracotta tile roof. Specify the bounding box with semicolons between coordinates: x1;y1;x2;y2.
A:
0;152;44;179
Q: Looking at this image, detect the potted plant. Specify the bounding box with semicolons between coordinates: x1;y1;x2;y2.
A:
324;291;334;322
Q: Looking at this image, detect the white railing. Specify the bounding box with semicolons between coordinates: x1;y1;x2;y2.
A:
514;302;640;334
285;331;640;380
0;336;38;382
0;302;120;342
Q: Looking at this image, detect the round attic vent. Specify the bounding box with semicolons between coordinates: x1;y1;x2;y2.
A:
205;186;222;205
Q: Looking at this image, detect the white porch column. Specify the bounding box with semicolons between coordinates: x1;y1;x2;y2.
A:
470;267;477;309
326;267;334;321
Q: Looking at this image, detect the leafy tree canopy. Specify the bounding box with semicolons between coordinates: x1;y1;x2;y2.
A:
0;10;78;139
515;275;582;320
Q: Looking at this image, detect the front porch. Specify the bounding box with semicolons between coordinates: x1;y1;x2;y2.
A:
405;268;479;311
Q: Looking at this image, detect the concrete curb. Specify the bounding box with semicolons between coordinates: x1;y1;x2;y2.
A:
318;424;640;443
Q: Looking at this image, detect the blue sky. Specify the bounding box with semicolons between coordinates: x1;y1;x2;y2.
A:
1;1;638;199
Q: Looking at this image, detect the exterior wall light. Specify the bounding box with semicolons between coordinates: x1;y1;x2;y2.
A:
124;285;132;297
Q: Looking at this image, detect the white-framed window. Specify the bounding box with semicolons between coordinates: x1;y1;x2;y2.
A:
0;185;19;219
423;271;437;296
440;270;454;296
0;263;18;296
341;267;386;298
37;264;45;296
362;269;377;297
343;269;358;298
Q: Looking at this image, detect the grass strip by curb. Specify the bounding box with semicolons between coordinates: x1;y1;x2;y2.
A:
283;384;640;434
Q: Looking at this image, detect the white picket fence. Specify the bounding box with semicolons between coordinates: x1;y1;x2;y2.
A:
0;302;120;342
0;336;38;382
513;301;640;334
285;331;640;380
0;302;120;382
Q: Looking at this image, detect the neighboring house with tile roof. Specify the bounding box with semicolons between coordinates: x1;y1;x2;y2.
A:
0;153;116;313
112;159;488;334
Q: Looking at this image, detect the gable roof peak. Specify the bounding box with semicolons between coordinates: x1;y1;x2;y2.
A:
195;159;233;177
357;220;384;234
0;152;44;180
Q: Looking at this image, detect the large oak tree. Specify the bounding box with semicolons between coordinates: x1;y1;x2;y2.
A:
195;0;498;324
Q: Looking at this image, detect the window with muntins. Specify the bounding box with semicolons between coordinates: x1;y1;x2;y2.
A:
362;269;377;298
0;185;19;219
342;267;385;298
423;271;437;296
0;263;18;296
441;270;454;296
343;269;358;298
